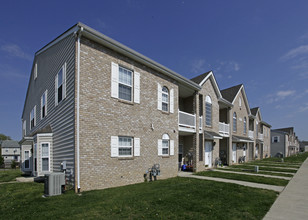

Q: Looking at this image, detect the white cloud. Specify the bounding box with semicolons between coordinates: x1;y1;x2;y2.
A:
281;45;308;60
299;103;308;112
1;43;32;61
190;59;207;74
277;90;296;98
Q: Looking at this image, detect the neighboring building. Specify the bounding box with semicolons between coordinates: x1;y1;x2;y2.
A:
249;107;271;159
20;22;273;192
1;140;20;168
271;127;299;157
300;141;308;152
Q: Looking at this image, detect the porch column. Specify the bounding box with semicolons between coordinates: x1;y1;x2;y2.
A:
193;92;200;172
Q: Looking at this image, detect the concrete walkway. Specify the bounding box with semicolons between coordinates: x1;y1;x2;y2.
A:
222;167;295;175
178;172;284;192
243;165;298;170
211;169;292;180
263;158;308;220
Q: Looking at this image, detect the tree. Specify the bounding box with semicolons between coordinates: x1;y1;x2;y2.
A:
0;133;11;141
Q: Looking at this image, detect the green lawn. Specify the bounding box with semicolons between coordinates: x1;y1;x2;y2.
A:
246;162;300;168
259;152;308;163
218;168;294;177
196;171;289;186
0;169;22;182
0;177;278;220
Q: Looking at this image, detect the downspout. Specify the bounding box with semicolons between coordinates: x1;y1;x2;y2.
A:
76;26;83;192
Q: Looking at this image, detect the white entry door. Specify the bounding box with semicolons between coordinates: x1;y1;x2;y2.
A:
232;143;237;163
205;141;212;167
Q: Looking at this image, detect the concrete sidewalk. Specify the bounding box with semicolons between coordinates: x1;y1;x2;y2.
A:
178;172;284;192
263;158;308;220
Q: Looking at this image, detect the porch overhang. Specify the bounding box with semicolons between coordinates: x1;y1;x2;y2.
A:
204;131;223;140
232;135;254;143
19;136;34;145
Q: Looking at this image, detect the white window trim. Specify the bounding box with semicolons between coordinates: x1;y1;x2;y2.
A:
111;136;140;158
233;112;237;132
243;117;247;134
118;136;133;158
205;95;212;127
24;150;30;169
41;90;48;119
158;134;174;156
34;63;37;80
162;86;169;112
30;106;36;130
111;62;140;103
41;142;50;172
55;63;66;106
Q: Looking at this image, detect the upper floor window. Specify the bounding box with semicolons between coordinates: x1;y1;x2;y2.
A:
30;106;36;130
22;120;26;136
41;90;47;119
162;86;169;112
34;63;38;80
157;83;174;113
272;136;280;143
239;97;242;107
119;66;133;101
243;117;247;134
233;112;237;132
205;96;212;126
111;62;140;104
55;63;66;106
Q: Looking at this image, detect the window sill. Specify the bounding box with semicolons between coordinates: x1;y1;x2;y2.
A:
160;110;170;115
118;157;134;160
161;155;170;158
118;99;134;105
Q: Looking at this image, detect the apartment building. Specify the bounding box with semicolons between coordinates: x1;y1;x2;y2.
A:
271;127;299;157
20;23;272;192
1;140;20;168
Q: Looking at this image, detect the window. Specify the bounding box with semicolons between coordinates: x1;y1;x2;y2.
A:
273;136;280;143
30;106;36;130
158;134;174;156
111;62;140;103
233;112;237;132
34;63;37;80
162;86;169;112
25;151;30;169
239;97;242;107
205;96;212;126
111;136;140;157
118;136;133;156
55;63;66;106
22;120;26;136
41;143;49;171
41;90;47;119
118;66;133;101
243;117;247;134
157;83;174;113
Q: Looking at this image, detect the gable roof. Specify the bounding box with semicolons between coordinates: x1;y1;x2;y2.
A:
220;84;243;103
1;140;19;148
250;107;259;116
190;71;212;84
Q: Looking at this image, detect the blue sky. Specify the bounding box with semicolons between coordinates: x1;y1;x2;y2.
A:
1;0;308;141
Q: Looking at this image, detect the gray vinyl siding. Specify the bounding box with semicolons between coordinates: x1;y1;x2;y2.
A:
270;131;286;157
21;34;76;179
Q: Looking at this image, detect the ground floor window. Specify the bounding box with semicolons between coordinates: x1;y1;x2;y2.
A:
118;136;133;156
25;151;30;169
41;143;49;171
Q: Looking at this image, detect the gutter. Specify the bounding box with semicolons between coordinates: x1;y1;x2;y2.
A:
76;27;83;192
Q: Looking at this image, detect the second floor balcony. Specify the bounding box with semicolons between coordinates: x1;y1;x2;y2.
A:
219;122;230;137
257;133;264;141
248;130;254;139
178;111;202;133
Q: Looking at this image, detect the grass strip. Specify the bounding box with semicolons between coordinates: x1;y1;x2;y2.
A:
217;168;294;177
229;165;297;173
196;171;289;186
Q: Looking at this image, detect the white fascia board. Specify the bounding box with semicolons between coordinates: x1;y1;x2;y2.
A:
199;71;223;99
35;133;53;137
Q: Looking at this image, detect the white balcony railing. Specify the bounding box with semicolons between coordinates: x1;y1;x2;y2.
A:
248;130;254;139
179;111;196;129
219;122;230;136
258;133;264;140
